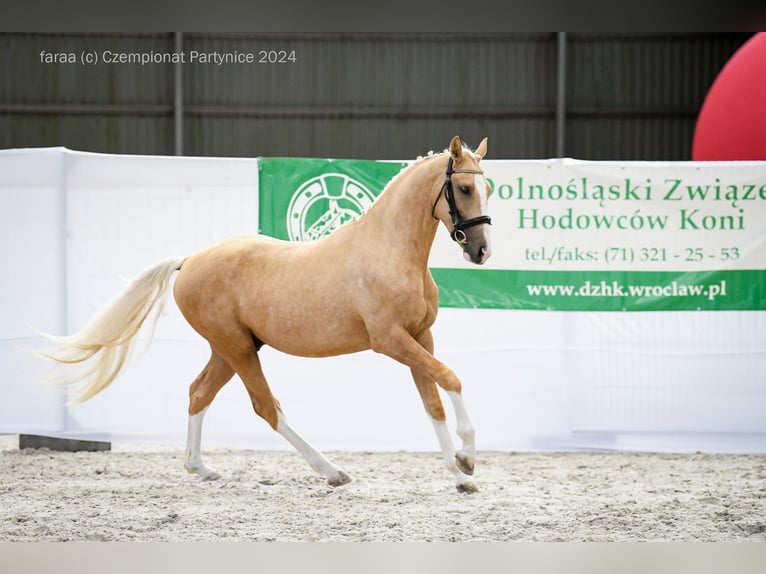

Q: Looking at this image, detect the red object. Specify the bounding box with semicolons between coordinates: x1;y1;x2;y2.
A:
692;33;766;160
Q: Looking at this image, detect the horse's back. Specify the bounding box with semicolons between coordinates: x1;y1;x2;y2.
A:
174;234;289;306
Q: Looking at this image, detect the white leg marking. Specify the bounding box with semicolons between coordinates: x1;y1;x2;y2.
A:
431;417;477;491
276;411;351;487
446;390;476;478
447;390;476;457
184;407;221;480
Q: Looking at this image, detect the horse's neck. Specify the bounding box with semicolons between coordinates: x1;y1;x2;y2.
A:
357;156;443;267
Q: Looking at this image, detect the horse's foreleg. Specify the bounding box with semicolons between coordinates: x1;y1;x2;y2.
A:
446;390;477;476
413;331;477;476
230;349;351;488
185;350;235;480
381;327;478;493
411;367;478;493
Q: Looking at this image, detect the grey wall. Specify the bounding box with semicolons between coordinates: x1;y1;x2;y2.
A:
0;33;751;160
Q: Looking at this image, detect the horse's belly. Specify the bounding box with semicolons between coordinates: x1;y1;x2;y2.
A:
252;308;371;358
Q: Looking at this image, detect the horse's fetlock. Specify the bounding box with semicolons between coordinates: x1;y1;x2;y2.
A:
455;452;475;476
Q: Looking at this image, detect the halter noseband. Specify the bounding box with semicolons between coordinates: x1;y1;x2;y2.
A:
432;157;492;245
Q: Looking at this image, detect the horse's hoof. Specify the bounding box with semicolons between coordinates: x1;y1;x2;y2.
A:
186;463;221;481
456;482;479;494
328;471;352;487
455;453;475;476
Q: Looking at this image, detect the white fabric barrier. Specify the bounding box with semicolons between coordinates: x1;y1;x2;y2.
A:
1;148;765;453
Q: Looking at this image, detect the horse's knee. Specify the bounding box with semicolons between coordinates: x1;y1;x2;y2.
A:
435;367;462;394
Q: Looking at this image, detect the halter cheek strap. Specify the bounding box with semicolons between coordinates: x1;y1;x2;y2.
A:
432;157;492;245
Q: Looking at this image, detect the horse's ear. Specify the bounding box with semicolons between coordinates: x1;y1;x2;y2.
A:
475;137;488;160
449;136;463;161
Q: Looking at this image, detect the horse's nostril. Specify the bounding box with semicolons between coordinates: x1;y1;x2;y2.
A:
478;245;492;264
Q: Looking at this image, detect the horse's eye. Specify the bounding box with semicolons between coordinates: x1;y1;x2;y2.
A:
459;186;471;195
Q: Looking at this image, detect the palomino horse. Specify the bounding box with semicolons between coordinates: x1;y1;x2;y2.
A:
42;135;492;493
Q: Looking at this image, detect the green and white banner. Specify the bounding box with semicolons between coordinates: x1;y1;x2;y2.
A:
259;157;766;311
259;158;406;241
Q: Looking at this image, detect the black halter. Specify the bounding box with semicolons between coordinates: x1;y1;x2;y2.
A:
432;157;492;245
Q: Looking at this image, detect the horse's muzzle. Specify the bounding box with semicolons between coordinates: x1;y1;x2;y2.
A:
463;242;492;265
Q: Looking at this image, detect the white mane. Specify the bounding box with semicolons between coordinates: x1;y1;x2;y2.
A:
378;142;480;197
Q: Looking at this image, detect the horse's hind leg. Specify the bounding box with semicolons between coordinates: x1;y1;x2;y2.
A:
185;348;235;480
227;348;351;487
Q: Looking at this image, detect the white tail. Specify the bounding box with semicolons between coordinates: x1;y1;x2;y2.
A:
39;256;185;404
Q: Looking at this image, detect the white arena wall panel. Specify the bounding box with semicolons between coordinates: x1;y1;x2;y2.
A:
1;148;765;453
0;148;68;434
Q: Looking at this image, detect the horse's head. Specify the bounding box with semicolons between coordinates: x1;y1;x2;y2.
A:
432;135;492;265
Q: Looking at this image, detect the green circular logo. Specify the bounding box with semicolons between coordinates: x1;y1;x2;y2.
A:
287;173;377;241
